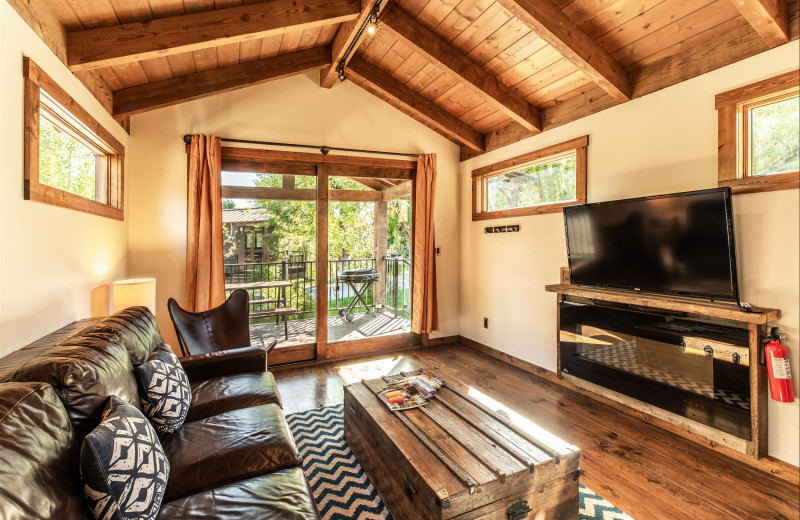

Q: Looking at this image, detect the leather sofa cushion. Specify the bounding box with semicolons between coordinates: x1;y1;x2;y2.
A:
161;404;302;501
187;372;282;422
157;468;320;520
10;337;140;439
0;382;92;520
77;307;165;366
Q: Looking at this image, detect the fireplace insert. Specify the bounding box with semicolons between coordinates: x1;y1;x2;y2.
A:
559;299;751;439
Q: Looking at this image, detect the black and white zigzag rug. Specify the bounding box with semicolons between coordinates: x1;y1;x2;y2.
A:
287;404;634;520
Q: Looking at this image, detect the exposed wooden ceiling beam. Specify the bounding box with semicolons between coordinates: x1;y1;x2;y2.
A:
382;182;411;201
380;6;542;132
494;0;631;102
731;0;789;47
113;46;332;117
67;0;359;72
6;0;125;132
347;55;486;152
320;0;388;88
461;6;800;161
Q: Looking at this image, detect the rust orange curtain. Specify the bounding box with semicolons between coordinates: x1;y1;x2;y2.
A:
186;135;226;312
411;154;439;334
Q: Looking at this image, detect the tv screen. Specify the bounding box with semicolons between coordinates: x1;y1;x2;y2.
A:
563;188;739;302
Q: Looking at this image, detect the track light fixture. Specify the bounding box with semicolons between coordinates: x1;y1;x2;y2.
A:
365;8;380;35
334;0;384;83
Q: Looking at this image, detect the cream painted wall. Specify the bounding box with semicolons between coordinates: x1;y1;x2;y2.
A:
459;42;800;466
0;2;129;357
127;73;461;348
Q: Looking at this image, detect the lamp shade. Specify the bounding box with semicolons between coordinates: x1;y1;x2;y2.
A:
113;278;156;315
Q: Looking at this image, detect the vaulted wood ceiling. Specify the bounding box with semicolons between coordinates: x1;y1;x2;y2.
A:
19;0;799;160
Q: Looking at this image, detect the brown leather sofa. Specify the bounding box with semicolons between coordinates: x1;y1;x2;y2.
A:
0;307;319;519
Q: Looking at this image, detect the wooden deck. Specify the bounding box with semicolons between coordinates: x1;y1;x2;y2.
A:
272;344;800;520
248;311;411;348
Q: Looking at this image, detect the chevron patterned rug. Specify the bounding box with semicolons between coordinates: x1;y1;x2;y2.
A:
287;404;634;520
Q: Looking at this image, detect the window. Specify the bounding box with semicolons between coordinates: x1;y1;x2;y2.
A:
24;58;124;219
716;71;799;194
471;136;588;220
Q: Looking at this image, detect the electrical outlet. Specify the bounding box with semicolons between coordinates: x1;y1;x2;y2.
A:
483;317;488;329
435;246;441;255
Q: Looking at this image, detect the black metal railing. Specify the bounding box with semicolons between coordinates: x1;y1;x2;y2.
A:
223;257;410;322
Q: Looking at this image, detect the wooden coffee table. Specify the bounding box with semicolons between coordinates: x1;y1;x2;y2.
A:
343;373;581;520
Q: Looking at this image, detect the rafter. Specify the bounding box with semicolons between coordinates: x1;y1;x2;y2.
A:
67;0;358;72
320;0;388;88
113;47;332;117
494;0;631;102
347;55;485;152
731;0;789;47
380;6;542;132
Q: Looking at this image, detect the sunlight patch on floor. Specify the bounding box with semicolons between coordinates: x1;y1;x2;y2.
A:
336;356;405;384
467;386;577;455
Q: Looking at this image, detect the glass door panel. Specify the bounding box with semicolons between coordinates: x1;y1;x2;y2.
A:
327;176;412;343
221;171;316;363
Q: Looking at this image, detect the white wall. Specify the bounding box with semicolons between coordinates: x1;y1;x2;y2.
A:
0;2;129;356
459;42;800;466
127;73;461;348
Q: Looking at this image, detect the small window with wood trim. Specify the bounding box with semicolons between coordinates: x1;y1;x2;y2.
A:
24;58;124;220
716;71;799;194
472;136;588;220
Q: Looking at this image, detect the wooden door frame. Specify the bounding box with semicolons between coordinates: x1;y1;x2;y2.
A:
220;146;418;364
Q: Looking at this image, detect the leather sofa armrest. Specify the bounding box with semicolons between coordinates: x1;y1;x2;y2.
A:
179;346;267;382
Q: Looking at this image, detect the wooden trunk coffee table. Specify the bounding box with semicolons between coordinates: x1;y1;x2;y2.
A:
343;373;581;520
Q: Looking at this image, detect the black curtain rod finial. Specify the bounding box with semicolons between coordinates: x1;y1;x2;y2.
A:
183;134;192;144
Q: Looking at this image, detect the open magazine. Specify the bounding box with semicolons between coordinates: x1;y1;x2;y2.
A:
377;371;445;411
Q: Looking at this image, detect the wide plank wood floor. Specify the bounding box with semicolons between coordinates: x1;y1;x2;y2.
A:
273;344;799;520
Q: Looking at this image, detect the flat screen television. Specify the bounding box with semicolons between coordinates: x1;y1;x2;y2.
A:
563;187;740;302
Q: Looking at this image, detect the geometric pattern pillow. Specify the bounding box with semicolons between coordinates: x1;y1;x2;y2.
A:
134;344;192;435
80;396;169;520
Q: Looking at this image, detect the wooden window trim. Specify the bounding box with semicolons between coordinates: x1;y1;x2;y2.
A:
471;136;588;221
23;58;125;220
716;71;799;195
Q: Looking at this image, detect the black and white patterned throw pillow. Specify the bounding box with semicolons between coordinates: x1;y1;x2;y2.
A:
80;396;169;520
135;344;192;435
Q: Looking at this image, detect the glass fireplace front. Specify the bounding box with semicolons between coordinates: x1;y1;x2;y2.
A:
559;300;751;439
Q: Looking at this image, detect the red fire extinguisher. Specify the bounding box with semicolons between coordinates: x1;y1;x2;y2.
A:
765;329;794;403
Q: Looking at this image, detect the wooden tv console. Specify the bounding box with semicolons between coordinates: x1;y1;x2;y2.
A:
546;283;781;458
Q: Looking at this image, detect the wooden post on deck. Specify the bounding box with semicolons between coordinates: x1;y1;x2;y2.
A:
374;200;388;307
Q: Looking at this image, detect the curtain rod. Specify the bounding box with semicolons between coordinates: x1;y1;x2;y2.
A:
182;135;419;159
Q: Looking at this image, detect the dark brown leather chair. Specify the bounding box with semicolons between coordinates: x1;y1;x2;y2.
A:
169;290;277;357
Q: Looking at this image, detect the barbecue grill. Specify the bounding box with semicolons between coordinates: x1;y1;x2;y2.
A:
338;268;380;321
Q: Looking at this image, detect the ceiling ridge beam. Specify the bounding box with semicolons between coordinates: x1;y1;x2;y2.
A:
347;55;486;152
380;5;542;132
321;0;389;88
731;0;789;47
113;46;332;117
67;0;359;72
495;0;631;102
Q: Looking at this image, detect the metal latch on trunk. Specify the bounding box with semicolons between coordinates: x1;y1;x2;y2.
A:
507;500;532;520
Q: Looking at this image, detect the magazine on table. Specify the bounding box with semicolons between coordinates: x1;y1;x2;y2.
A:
377;371;446;411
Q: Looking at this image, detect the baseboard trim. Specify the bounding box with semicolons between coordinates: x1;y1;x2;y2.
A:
457;335;800;487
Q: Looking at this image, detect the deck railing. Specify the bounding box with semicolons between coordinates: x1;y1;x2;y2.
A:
224;257;411;322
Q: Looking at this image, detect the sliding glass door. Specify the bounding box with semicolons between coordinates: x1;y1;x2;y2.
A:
220;148;415;364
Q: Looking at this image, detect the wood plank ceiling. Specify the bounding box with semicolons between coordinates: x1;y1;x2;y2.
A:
39;0;798;160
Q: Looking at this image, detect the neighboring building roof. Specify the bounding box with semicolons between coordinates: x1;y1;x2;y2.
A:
222;208;271;224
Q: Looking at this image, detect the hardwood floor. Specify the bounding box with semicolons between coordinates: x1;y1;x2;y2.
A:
273;343;800;520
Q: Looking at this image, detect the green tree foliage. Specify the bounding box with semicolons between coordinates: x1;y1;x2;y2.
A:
223;174;411;263
39;117;96;200
486;155;576;212
751;96;800;176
